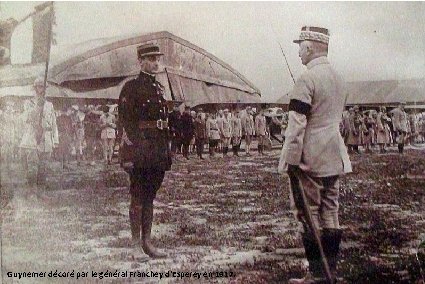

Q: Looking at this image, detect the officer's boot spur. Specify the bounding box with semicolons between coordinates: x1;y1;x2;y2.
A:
141;203;167;258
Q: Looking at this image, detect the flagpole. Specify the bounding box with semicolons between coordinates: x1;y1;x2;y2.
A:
43;2;54;91
35;1;54;146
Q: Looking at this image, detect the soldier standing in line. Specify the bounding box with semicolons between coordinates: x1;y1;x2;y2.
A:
231;109;243;156
255;106;268;155
99;105;117;165
70;105;85;165
180;106;195;160
346;106;363;154
219;109;232;157
56;107;74;170
242;106;255;156
194;112;207;160
119;43;171;259
168;103;182;160
206;112;221;158
278;26;352;284
392;102;409;154
19;78;58;192
376;106;391;153
84;105;101;165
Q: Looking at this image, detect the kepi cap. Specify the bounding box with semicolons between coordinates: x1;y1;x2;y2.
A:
137;43;164;59
293;26;330;45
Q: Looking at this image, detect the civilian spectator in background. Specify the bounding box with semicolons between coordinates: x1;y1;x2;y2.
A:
100;105;117;165
206;112;221;157
180;106;195;160
56;107;74;169
71;105;86;165
231;109;242;156
194;112;207;160
84;105;101;165
255;106;268;155
219;109;232;157
242;106;255;156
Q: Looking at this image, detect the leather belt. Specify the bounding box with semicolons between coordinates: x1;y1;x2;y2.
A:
139;119;169;130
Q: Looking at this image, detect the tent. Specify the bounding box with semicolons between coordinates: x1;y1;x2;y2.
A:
0;31;261;107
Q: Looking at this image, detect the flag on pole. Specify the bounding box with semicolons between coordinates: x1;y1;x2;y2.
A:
32;1;55;64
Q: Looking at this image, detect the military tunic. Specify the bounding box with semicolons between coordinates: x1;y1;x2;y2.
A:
278;56;352;230
279;57;351;177
376;112;391;144
119;71;171;171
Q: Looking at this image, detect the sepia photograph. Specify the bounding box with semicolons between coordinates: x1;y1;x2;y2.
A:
1;1;424;283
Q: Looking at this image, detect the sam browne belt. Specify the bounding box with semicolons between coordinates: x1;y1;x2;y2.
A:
139;119;169;130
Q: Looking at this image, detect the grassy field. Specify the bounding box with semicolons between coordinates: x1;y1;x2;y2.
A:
1;147;424;283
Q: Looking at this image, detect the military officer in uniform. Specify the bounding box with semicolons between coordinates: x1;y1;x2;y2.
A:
278;26;352;283
119;43;171;259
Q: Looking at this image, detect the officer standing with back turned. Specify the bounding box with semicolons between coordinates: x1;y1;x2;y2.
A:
279;26;352;283
119;43;171;259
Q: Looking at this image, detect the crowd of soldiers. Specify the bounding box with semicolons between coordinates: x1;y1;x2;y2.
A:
341;104;425;154
0;99;118;171
3;99;424;173
0;98;278;174
2;98;424;174
168;104;271;160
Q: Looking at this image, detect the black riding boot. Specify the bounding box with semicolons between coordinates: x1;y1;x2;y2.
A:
321;228;342;283
141;201;167;258
289;232;325;284
129;200;142;241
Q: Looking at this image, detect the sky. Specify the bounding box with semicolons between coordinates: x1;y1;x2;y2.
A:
2;1;425;102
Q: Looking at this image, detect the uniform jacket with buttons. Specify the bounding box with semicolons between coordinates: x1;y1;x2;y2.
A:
278;56;352;177
118;71;171;171
206;117;221;140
